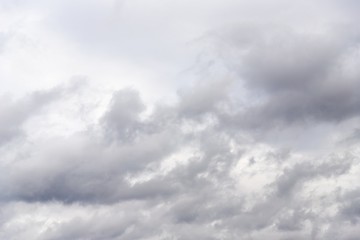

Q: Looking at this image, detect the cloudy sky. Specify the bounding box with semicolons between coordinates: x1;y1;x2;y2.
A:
1;0;360;239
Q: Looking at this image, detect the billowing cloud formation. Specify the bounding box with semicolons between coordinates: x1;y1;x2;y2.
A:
216;25;360;129
1;0;360;240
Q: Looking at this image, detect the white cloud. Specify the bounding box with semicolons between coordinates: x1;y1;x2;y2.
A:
1;0;360;239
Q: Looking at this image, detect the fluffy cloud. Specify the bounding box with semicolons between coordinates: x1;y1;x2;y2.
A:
1;0;360;240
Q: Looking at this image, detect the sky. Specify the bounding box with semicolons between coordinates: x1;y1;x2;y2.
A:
1;0;360;239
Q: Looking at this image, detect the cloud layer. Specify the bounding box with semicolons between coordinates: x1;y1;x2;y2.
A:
1;0;360;239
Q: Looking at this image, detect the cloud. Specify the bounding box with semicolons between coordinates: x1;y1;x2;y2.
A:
0;84;67;146
2;0;360;239
212;25;360;131
0;79;357;239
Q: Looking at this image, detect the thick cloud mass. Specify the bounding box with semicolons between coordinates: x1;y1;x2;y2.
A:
1;0;360;239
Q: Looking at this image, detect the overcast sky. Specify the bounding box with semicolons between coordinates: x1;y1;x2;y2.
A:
1;0;360;239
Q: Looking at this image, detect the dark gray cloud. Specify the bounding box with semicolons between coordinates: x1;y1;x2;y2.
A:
214;25;360;130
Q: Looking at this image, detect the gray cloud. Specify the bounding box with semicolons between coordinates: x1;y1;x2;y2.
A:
2;0;360;239
214;25;360;130
0;84;67;146
1;73;360;239
101;89;146;142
